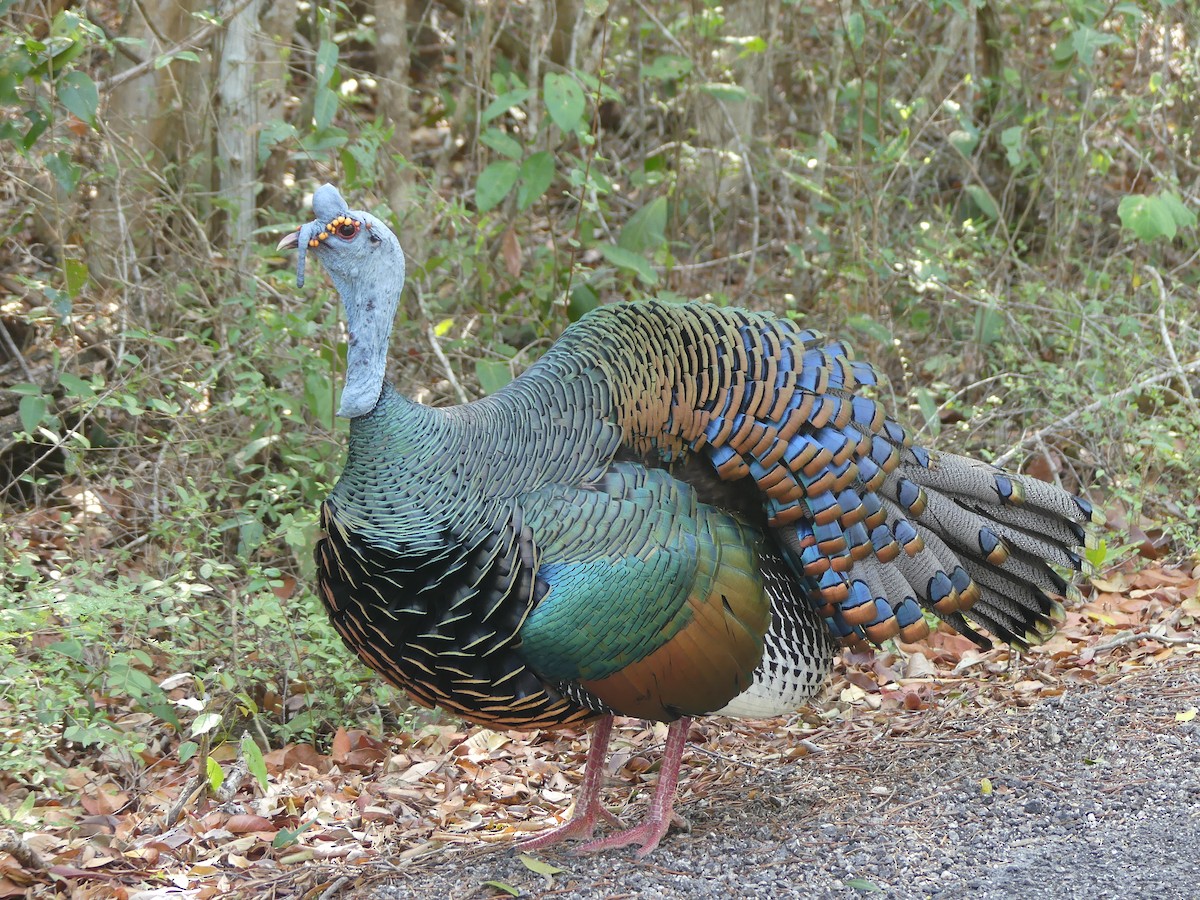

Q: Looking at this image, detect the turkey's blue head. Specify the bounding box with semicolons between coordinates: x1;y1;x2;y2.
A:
278;184;406;418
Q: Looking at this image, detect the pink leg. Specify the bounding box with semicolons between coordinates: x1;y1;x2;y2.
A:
518;715;623;851
576;716;691;858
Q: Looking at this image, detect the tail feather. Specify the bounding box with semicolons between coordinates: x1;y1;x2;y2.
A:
571;301;1098;652
960;504;1084;571
960;499;1089;561
905;519;974;608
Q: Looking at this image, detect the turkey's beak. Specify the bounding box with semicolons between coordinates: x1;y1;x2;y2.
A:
277;230;300;251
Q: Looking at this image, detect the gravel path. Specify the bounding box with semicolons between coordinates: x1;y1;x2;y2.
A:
352;662;1199;899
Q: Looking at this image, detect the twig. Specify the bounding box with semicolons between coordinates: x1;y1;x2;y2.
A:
1145;264;1199;414
319;876;352;900
1092;630;1198;653
1093;609;1195;654
95;0;260;93
165;774;205;828
216;757;249;803
412;284;469;404
0;829;47;872
992;356;1200;469
909;371;1029;440
0;319;34;382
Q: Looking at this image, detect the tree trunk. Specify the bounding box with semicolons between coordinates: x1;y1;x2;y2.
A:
374;0;420;248
89;0;212;289
216;0;266;272
259;0;299;214
549;0;578;67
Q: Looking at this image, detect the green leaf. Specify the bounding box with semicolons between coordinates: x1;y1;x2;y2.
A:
964;184;999;220
59;372;95;399
643;54;692;81
314;39;338;88
482;882;520;897
846;12;865;49
475;359;512;395
543;72;586;132
846;877;881;892
18;394;47;433
304;371;334;424
44;151;80;194
64;257;88;298
913;387;940;437
599;244;658;286
241;734;269;792
10;793;35;824
582;0;608;16
845;315;892;345
1118;195;1178;242
482;88;534;123
272;820;315;849
517;151;555;210
48;638;84;661
519;853;563;876
312;40;339;130
58;70;97;125
299;126;348;152
192;712;222;736
1158;191;1196;229
155;49;201;69
109;661;157;698
727;35;767;57
233;436;276;471
22;108;49;151
480;128;523;160
314;86;338;132
974;304;1003;345
1000;126;1023;167
1071;25;1119;67
258;119;297;163
206;756;224;793
476;160;519;212
568;283;599;322
1051;38;1077;67
947;128;978;156
618;196;668;253
179;741;198;764
697;82;748;102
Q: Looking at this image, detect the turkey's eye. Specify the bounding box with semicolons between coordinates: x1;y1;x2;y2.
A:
336;221;359;238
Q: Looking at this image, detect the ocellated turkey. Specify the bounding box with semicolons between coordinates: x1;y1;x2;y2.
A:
277;185;1100;856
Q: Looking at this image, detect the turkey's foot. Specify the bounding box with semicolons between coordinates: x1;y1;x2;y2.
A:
517;803;624;850
576;716;691;857
516;715;619;852
574;808;689;858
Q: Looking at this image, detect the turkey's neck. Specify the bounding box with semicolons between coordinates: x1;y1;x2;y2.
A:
330;373;619;549
330;385;459;547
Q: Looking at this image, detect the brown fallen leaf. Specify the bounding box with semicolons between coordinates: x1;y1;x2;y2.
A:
225;814;275;834
79;784;129;817
331;727;351;764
